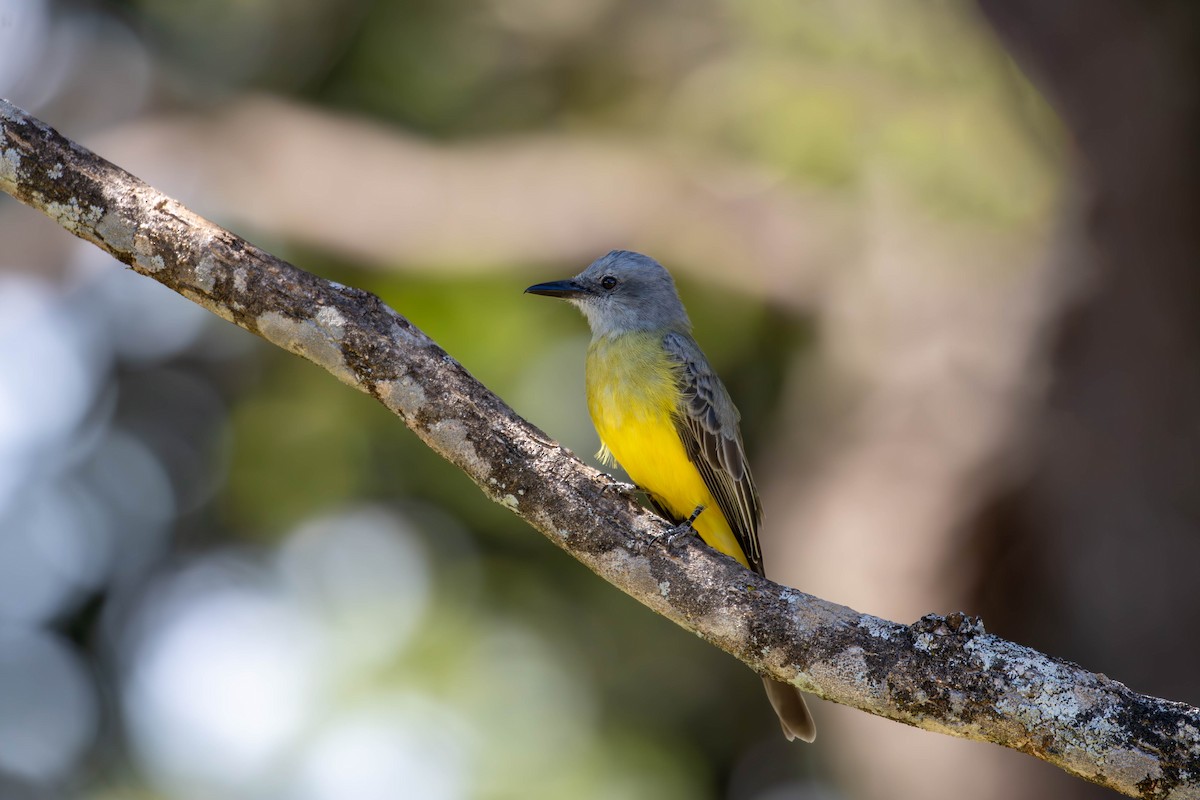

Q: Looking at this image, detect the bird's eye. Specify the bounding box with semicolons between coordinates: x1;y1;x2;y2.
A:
600;275;618;290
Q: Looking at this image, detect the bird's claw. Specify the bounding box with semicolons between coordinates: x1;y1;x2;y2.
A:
667;504;705;546
639;504;704;554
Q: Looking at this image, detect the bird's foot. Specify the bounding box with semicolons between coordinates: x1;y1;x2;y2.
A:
638;505;704;555
628;504;704;558
665;504;705;548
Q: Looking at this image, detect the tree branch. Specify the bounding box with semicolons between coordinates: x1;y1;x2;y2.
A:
2;99;1196;799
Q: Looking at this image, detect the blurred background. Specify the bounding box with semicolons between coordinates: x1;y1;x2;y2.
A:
1;0;1198;798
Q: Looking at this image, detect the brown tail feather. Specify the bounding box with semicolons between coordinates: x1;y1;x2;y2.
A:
762;678;816;743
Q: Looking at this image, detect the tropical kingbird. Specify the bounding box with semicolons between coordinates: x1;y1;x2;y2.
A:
526;249;815;743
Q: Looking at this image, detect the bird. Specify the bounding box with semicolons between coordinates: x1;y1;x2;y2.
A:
526;249;815;743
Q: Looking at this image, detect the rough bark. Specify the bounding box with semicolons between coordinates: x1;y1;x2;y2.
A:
2;98;1197;799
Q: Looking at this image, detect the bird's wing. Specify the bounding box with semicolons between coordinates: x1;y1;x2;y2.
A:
663;331;764;574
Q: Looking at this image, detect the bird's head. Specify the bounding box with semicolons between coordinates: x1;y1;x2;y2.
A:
525;250;691;338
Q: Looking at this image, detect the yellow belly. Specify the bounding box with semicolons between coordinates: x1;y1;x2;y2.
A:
586;333;748;568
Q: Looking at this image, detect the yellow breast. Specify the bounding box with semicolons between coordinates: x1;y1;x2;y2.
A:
585;333;748;568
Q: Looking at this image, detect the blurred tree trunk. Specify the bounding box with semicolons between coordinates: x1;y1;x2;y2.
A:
970;1;1200;796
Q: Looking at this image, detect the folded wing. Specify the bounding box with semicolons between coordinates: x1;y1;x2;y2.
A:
663;331;764;574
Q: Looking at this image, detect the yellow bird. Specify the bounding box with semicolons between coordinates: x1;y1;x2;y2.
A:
526;249;815;743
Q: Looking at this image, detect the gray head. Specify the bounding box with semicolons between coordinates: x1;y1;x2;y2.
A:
525;250;691;338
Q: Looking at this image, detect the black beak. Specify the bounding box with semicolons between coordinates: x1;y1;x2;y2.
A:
525;279;587;299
